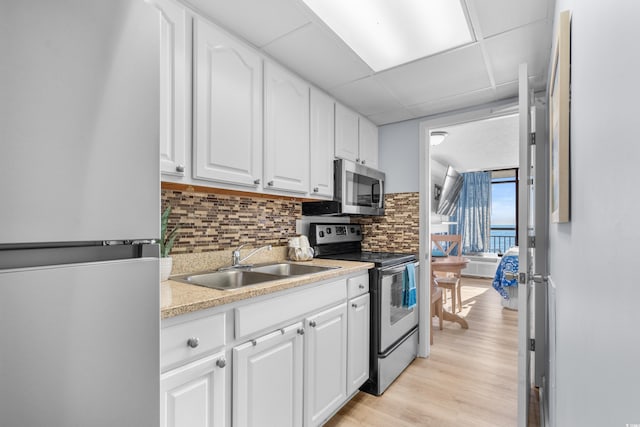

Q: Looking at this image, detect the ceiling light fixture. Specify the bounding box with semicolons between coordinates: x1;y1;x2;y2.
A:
300;0;474;72
430;131;449;146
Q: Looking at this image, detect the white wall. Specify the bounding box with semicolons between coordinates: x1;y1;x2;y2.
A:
548;1;640;425
378;118;422;193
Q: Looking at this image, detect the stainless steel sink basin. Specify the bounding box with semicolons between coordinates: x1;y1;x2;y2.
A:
173;262;339;291
249;262;337;276
173;270;281;290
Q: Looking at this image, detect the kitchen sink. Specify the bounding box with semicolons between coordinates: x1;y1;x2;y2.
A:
172;262;338;290
249;262;337;276
173;270;282;290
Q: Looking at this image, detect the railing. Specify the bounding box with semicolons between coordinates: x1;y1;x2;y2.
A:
490;227;517;254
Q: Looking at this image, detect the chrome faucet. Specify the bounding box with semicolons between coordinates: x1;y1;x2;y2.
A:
230;244;272;268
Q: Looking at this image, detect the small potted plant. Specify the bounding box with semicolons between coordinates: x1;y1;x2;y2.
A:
160;205;180;281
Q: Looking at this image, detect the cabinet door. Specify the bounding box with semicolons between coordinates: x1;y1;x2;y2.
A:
309;88;335;199
334;104;359;163
233;323;304;427
155;0;187;177
160;351;226;427
305;303;348;427
347;293;370;396
358;117;379;169
193;18;262;188
264;62;310;194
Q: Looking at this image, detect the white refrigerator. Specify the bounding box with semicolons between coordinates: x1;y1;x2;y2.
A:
0;0;161;425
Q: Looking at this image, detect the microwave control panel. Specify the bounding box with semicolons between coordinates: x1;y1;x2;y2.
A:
308;223;362;246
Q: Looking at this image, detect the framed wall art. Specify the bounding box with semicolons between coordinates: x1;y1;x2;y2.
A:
549;10;571;223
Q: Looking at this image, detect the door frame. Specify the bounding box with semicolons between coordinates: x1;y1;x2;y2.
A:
417;99;519;358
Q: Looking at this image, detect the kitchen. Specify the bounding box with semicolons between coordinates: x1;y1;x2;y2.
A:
3;1;640;427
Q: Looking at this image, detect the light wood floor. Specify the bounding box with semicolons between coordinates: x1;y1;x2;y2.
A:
325;277;520;427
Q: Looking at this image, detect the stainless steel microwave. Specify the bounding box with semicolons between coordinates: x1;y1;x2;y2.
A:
302;159;385;216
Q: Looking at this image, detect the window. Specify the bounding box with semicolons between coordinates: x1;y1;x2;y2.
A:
490;169;518;254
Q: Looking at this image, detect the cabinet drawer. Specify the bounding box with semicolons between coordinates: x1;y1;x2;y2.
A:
235;279;347;339
162;312;226;369
347;273;369;299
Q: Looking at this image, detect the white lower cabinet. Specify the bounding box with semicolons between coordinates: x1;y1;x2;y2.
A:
160;351;227;427
233;323;304;427
347;293;370;395
304;303;348;427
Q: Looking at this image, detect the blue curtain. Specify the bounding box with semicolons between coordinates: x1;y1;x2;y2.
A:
450;171;492;254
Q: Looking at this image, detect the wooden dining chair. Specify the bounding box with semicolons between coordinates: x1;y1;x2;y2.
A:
431;234;463;313
430;283;444;345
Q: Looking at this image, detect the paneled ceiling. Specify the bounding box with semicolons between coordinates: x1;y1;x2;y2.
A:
185;0;555;126
431;114;519;172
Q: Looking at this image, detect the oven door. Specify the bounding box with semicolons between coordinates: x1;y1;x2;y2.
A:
378;261;419;352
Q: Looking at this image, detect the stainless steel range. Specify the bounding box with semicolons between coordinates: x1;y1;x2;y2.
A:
308;223;419;395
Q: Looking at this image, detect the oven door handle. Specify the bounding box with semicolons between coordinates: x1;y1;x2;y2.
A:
381;261;419;276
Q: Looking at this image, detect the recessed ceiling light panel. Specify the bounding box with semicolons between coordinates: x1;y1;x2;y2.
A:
301;0;474;72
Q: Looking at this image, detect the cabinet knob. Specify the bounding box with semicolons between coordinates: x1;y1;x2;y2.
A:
313;187;319;193
297;328;305;335
361;160;366;165
186;337;199;348
267;181;274;186
359;284;365;289
176;164;185;173
254;178;261;185
355;158;360;163
216;358;226;368
352;303;358;309
309;320;317;328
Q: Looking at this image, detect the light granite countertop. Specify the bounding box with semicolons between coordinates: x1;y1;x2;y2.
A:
161;258;374;319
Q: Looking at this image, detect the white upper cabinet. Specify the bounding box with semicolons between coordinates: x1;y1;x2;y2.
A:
358;117;379;169
155;0;187;177
263;61;310;194
335;104;379;169
334;103;359;163
309;88;335;199
193;17;263;188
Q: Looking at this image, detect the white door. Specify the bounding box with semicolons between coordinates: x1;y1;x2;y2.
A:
517;63;532;427
347;293;370;395
309;88;335;198
233;323;304;427
263;62;310;194
193;18;263;188
160;351;226;427
518;62;549;426
304;303;348;427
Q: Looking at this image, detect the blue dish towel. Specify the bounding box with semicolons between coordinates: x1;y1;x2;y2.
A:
403;263;417;309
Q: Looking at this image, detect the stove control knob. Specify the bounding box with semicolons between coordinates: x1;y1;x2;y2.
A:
350;227;355;233
325;228;332;234
319;231;325;238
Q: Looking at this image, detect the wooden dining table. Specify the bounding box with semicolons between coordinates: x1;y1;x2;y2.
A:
431;256;469;329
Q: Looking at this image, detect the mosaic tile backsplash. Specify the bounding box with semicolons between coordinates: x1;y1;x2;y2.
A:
162;189;300;254
161;188;419;255
353;192;419;254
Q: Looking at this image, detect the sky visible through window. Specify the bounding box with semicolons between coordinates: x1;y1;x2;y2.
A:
491;180;516;226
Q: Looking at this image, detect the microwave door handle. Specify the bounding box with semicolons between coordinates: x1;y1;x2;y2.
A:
377;180;384;208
